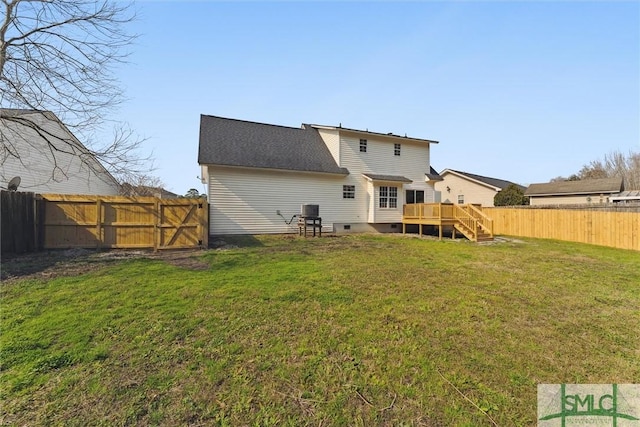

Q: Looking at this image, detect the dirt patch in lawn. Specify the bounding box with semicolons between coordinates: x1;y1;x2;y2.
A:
0;248;212;282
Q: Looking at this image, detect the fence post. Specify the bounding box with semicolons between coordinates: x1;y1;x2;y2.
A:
199;200;209;249
154;198;160;252
35;194;44;250
95;198;102;250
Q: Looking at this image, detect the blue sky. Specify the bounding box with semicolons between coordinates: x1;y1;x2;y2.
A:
111;1;639;194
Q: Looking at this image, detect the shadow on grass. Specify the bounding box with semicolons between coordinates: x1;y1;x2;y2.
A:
209;235;264;249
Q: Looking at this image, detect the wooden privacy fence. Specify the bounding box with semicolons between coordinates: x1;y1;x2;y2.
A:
1;191;42;254
42;194;208;250
483;207;639;251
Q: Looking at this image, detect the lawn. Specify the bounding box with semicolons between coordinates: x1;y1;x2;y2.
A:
1;234;639;426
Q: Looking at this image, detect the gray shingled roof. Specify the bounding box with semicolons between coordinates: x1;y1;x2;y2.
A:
443;169;525;191
525;177;624;196
362;173;412;183
198;115;348;175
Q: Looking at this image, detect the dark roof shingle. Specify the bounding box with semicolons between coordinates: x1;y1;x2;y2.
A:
362;173;412;183
426;167;443;181
525;177;624;196
198;115;348;175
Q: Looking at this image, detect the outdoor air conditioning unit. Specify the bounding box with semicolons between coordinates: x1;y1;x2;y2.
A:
300;204;319;218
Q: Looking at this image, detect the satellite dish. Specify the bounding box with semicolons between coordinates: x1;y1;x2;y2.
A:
7;176;21;191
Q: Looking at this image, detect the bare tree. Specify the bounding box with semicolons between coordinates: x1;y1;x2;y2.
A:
0;0;150;183
578;161;608;180
601;150;640;189
572;150;640;189
549;174;580;182
119;174;170;197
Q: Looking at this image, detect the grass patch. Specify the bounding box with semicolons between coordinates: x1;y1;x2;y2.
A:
1;235;639;425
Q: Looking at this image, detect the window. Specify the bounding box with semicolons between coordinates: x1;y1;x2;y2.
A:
405;190;424;204
343;185;355;199
359;139;367;152
458;194;464;204
394;143;401;156
379;186;398;208
389;187;398;208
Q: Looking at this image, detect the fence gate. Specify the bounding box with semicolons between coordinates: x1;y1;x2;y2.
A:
42;194;208;250
157;200;208;249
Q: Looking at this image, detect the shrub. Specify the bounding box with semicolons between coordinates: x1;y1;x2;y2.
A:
494;184;529;206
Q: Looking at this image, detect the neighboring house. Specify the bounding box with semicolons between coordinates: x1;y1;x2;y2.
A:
434;169;525;207
198;115;440;235
525;177;624;206
0;109;120;195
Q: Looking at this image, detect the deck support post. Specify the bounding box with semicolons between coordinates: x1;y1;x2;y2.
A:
438;224;443;240
452;227;456;240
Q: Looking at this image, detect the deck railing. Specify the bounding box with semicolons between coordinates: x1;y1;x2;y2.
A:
403;203;455;220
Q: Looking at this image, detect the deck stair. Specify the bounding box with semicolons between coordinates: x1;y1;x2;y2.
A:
402;203;494;242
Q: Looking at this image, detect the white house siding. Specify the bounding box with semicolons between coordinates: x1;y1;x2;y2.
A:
435;173;498;207
316;128;340;166
0;112;119;195
365;181;406;223
207;165;364;235
335;133;434;223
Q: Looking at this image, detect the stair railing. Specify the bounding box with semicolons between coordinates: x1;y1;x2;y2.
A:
463;204;494;236
453;205;478;241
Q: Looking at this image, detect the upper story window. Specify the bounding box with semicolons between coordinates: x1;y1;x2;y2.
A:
343;185;355;199
379;186;398;209
359;139;367;153
394;143;401;156
458;194;464;204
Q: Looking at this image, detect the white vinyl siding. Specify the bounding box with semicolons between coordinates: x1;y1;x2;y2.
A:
316;128;340;166
207;166;365;235
336;134;434;223
0;112;120;195
338;135;432;186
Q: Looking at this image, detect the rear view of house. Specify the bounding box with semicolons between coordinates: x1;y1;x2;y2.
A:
198;115;440;235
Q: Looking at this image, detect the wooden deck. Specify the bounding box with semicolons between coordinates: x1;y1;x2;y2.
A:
402;203;494;242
